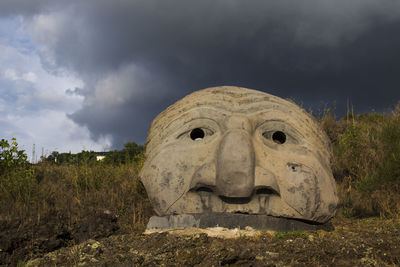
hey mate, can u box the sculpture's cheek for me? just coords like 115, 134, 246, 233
277, 162, 319, 218
140, 144, 216, 215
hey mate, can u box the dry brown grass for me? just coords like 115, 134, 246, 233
0, 160, 153, 232
321, 102, 400, 218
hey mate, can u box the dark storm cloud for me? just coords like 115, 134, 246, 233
2, 0, 400, 147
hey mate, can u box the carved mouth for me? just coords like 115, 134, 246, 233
192, 185, 280, 205
195, 186, 214, 193
219, 196, 252, 204
255, 187, 279, 195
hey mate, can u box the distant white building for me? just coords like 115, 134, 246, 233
96, 155, 106, 161
95, 152, 108, 161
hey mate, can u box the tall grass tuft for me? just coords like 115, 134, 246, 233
322, 102, 400, 218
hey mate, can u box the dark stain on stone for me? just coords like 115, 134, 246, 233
178, 176, 185, 187
287, 162, 301, 172
198, 193, 211, 212
299, 183, 304, 191
151, 197, 161, 211
177, 163, 188, 172
160, 172, 172, 188
328, 203, 336, 213
303, 193, 311, 215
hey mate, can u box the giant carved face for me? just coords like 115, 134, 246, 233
140, 86, 338, 223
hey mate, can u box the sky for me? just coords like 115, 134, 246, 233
1, 0, 400, 161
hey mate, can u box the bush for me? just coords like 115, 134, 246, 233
0, 138, 29, 174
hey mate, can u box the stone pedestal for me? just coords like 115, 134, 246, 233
146, 213, 333, 231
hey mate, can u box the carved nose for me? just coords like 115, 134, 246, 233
216, 130, 255, 198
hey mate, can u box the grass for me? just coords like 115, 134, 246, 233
274, 230, 307, 240
321, 102, 400, 218
0, 158, 153, 233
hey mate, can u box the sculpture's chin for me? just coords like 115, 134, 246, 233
164, 190, 318, 222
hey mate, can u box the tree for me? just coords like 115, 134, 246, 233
104, 142, 145, 165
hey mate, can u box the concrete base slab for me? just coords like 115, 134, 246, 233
146, 213, 333, 231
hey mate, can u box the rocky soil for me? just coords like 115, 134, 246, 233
0, 210, 119, 266
1, 215, 400, 266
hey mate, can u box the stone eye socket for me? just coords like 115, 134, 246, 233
263, 130, 286, 144
190, 128, 205, 141
272, 131, 286, 144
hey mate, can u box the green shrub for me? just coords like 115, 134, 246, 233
0, 138, 38, 205
0, 138, 29, 174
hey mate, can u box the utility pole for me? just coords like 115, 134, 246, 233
32, 144, 36, 164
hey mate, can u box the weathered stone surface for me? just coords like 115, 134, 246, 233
139, 86, 338, 225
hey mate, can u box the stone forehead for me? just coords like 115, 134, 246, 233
156, 86, 296, 116
146, 86, 332, 164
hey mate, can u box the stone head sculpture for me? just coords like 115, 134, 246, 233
140, 86, 338, 226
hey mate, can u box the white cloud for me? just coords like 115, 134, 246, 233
3, 69, 19, 80
3, 68, 37, 82
0, 42, 83, 113
22, 71, 37, 82
0, 16, 110, 161
6, 110, 112, 160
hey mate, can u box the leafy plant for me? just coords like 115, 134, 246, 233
0, 138, 37, 204
0, 138, 29, 175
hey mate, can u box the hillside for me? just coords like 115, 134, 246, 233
1, 105, 400, 266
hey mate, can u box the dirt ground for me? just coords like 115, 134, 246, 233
1, 214, 400, 266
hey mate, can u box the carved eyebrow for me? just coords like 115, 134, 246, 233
162, 107, 227, 132
174, 117, 220, 138
253, 109, 310, 129
255, 118, 306, 140
254, 118, 285, 130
